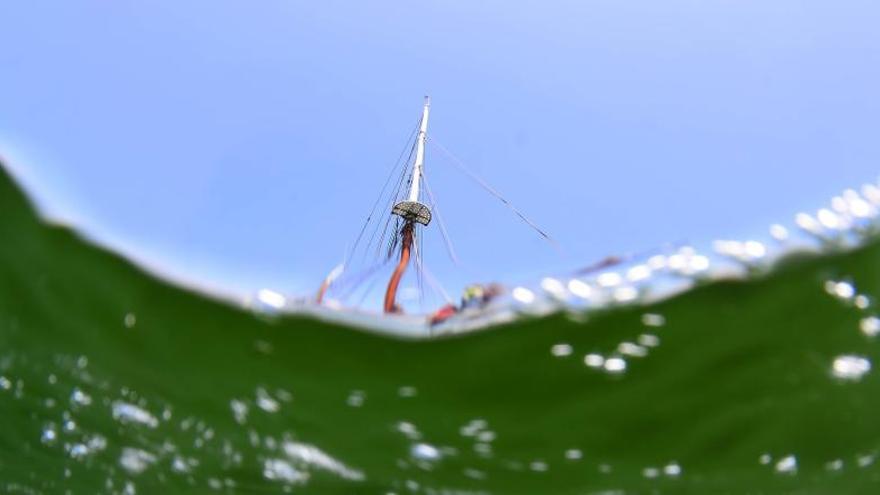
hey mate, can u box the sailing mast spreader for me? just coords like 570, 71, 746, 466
384, 96, 432, 313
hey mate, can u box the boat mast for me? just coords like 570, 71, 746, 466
408, 97, 430, 202
384, 97, 433, 313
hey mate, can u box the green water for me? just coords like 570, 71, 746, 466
2, 164, 880, 494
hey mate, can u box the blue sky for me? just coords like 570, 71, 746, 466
1, 1, 879, 310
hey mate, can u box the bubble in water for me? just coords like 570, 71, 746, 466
857, 454, 875, 467
775, 455, 797, 474
124, 313, 137, 328
346, 390, 366, 408
565, 449, 582, 461
551, 343, 573, 357
70, 388, 92, 407
641, 313, 666, 327
618, 342, 647, 358
230, 399, 248, 424
282, 441, 365, 481
112, 401, 159, 428
529, 460, 548, 472
459, 419, 488, 437
584, 354, 605, 368
263, 458, 308, 484
119, 447, 157, 475
0, 376, 10, 390
477, 430, 496, 443
255, 387, 280, 413
68, 443, 90, 460
463, 468, 486, 480
642, 466, 660, 479
860, 317, 880, 337
664, 462, 682, 477
40, 425, 57, 445
638, 334, 660, 347
396, 421, 421, 440
825, 459, 844, 471
171, 456, 196, 474
825, 280, 855, 300
603, 357, 627, 374
398, 386, 418, 398
411, 443, 441, 462
832, 355, 871, 381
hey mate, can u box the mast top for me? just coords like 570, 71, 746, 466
393, 97, 432, 226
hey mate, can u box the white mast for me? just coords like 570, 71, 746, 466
391, 96, 432, 226
408, 96, 431, 202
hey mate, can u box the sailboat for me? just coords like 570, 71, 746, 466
316, 96, 553, 325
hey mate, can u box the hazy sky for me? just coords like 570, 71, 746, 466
2, 1, 879, 310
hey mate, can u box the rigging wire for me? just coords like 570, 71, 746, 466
421, 170, 460, 265
368, 140, 415, 262
332, 259, 391, 301
420, 262, 454, 304
428, 136, 560, 250
352, 118, 419, 264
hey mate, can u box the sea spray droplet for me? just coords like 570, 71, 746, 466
613, 286, 638, 303
567, 279, 592, 299
512, 287, 535, 304
597, 272, 622, 288
540, 277, 567, 298
770, 224, 789, 241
